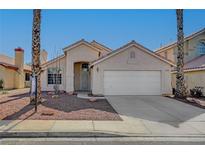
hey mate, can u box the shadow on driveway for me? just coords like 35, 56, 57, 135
106, 95, 205, 127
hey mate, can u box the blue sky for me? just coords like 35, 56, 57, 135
0, 9, 205, 63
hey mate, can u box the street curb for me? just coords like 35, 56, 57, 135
0, 132, 124, 138
1, 131, 205, 138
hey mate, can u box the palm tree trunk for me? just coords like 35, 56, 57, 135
31, 9, 41, 104
175, 9, 187, 98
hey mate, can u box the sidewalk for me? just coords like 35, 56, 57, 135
1, 115, 205, 138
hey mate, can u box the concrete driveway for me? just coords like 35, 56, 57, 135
106, 96, 205, 135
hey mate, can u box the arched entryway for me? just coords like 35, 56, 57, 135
74, 62, 91, 91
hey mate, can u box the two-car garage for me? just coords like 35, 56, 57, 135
104, 71, 161, 95
90, 41, 174, 96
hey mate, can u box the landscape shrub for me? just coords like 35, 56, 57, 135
190, 87, 203, 98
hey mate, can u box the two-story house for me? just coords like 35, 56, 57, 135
155, 28, 205, 95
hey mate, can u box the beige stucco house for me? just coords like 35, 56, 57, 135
0, 48, 32, 89
41, 39, 174, 95
155, 28, 205, 95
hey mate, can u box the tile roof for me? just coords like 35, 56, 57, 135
0, 54, 31, 72
184, 54, 205, 70
0, 54, 15, 65
172, 54, 205, 72
0, 62, 18, 70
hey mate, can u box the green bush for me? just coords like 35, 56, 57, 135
190, 87, 203, 98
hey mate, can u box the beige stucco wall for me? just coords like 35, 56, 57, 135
172, 70, 205, 95
158, 48, 175, 62
157, 32, 205, 63
41, 56, 66, 91
90, 42, 111, 56
65, 44, 101, 92
74, 62, 81, 91
91, 45, 172, 95
0, 66, 16, 89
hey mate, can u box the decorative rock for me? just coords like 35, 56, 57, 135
193, 98, 205, 106
41, 98, 47, 103
52, 95, 59, 99
186, 97, 205, 107
89, 97, 97, 102
68, 91, 73, 95
186, 97, 194, 102
48, 91, 55, 95
60, 90, 65, 94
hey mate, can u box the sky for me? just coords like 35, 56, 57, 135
0, 9, 205, 63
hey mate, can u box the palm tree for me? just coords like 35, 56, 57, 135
175, 9, 187, 98
31, 9, 42, 108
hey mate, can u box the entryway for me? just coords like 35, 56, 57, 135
74, 62, 91, 91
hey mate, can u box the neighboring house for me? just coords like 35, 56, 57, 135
0, 48, 31, 89
172, 55, 205, 95
41, 39, 174, 95
0, 48, 47, 90
155, 28, 205, 95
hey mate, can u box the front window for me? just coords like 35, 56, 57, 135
82, 63, 89, 71
47, 68, 62, 84
197, 41, 205, 55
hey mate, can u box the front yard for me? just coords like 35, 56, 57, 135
0, 90, 122, 121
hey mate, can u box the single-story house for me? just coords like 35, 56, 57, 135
0, 48, 32, 89
0, 48, 48, 90
41, 39, 175, 95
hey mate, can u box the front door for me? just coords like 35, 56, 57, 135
80, 63, 90, 91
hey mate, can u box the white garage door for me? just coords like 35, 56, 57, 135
104, 71, 161, 95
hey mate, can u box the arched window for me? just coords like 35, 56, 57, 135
130, 51, 136, 59
196, 41, 205, 55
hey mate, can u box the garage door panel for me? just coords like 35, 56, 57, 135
104, 71, 161, 95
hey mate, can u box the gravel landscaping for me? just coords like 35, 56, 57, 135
0, 92, 122, 121
166, 96, 205, 109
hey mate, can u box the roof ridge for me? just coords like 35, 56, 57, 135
63, 39, 86, 50
63, 39, 101, 52
91, 40, 112, 51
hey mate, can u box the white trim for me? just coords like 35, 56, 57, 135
172, 67, 205, 73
